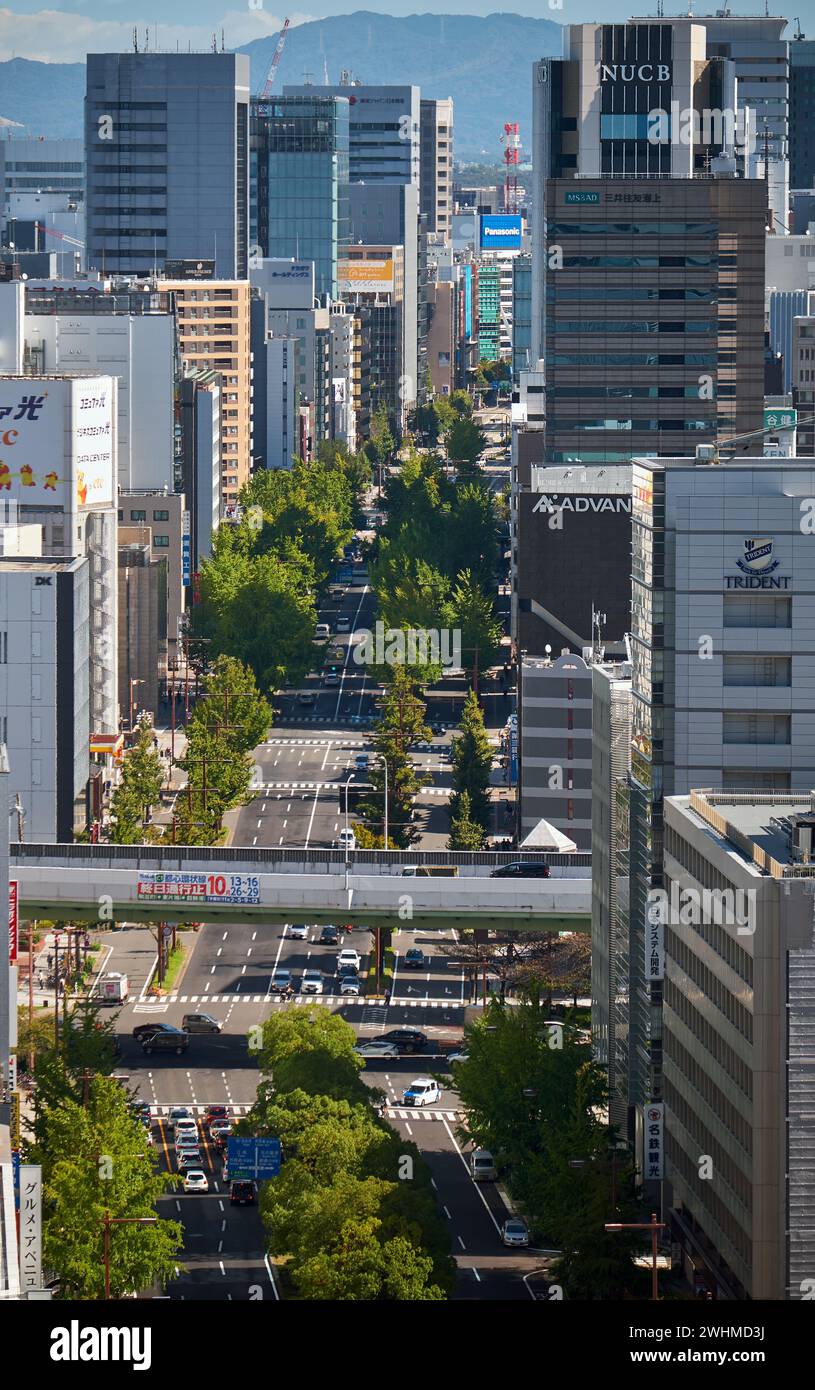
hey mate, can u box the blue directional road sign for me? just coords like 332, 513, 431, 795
227, 1136, 281, 1180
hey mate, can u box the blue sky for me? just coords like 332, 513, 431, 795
0, 3, 808, 65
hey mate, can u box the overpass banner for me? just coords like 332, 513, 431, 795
137, 871, 260, 905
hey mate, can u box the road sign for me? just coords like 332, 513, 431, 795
227, 1136, 281, 1181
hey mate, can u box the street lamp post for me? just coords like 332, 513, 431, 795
604, 1212, 665, 1302
102, 1213, 158, 1299
128, 677, 145, 732
343, 773, 355, 888
378, 755, 389, 850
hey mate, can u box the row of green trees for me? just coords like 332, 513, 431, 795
243, 1007, 455, 1299
371, 450, 503, 684
25, 1009, 181, 1299
455, 999, 642, 1299
192, 454, 362, 694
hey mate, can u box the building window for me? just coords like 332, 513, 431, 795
154, 535, 170, 549
130, 510, 147, 522
153, 509, 170, 521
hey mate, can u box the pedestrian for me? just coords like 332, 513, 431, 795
384, 989, 391, 1007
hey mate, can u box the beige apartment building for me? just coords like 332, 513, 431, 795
420, 97, 453, 239
163, 279, 252, 509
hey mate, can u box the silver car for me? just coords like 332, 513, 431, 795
500, 1218, 530, 1248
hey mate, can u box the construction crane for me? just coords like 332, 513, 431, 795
258, 17, 290, 99
34, 221, 85, 249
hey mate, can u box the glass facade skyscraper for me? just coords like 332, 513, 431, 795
251, 96, 350, 300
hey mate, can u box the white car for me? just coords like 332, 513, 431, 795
301, 969, 324, 995
340, 975, 360, 996
337, 948, 361, 971
173, 1117, 198, 1139
169, 1106, 194, 1125
183, 1170, 209, 1193
402, 1078, 442, 1107
335, 828, 356, 850
353, 1041, 400, 1062
448, 1051, 469, 1066
287, 922, 309, 941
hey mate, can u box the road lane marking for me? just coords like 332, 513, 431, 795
443, 1205, 452, 1220
457, 1236, 466, 1250
265, 1253, 281, 1301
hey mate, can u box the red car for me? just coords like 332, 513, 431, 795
204, 1105, 230, 1124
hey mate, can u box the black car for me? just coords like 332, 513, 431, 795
140, 1031, 189, 1055
374, 1029, 428, 1054
490, 861, 551, 879
230, 1180, 256, 1206
404, 948, 425, 970
132, 1022, 187, 1041
319, 926, 340, 945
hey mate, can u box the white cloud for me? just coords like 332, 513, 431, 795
0, 7, 314, 63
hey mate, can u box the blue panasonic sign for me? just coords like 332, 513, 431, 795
479, 215, 522, 250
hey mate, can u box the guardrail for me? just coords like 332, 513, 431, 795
11, 842, 591, 870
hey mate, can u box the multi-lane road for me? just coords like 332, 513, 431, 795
115, 919, 545, 1300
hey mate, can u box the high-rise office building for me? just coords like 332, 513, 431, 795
532, 21, 767, 367
162, 277, 252, 509
285, 83, 420, 187
663, 788, 815, 1300
542, 175, 766, 464
790, 37, 815, 191
85, 52, 250, 278
420, 98, 453, 238
250, 95, 350, 300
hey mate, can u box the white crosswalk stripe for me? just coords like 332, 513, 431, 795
264, 739, 365, 748
162, 992, 461, 1008
385, 1110, 462, 1121
150, 1104, 253, 1117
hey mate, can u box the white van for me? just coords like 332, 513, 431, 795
470, 1148, 497, 1182
315, 623, 331, 640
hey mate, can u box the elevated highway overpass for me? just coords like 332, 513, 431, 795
11, 844, 592, 933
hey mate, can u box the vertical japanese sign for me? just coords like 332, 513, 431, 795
182, 510, 191, 588
644, 890, 664, 982
9, 879, 18, 962
19, 1164, 42, 1292
644, 1104, 664, 1182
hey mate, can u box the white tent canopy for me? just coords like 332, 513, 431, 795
519, 818, 578, 853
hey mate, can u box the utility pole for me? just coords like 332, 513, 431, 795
605, 1212, 665, 1301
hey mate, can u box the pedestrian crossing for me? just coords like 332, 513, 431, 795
385, 1109, 462, 1122
160, 992, 461, 1009
148, 1104, 253, 1118
263, 738, 365, 748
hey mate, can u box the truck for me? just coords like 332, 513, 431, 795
98, 971, 129, 1005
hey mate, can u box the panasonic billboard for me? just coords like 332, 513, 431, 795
479, 215, 522, 251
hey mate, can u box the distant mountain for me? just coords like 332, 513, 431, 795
0, 12, 561, 159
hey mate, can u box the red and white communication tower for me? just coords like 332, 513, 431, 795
501, 122, 520, 214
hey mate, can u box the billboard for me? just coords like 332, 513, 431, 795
164, 259, 215, 280
479, 214, 522, 250
0, 375, 114, 510
338, 259, 394, 295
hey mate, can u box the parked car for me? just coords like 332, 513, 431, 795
374, 1029, 427, 1054
301, 969, 324, 995
404, 948, 425, 970
470, 1148, 497, 1182
340, 975, 360, 996
402, 1078, 441, 1107
490, 861, 551, 879
318, 925, 340, 946
500, 1218, 530, 1248
230, 1180, 256, 1206
287, 923, 309, 941
183, 1170, 209, 1194
182, 1013, 222, 1034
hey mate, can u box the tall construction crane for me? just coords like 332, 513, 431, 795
259, 17, 290, 99
34, 221, 85, 250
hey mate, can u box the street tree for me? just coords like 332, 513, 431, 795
37, 1076, 181, 1299
447, 415, 486, 473
450, 689, 494, 831
364, 667, 431, 847
441, 569, 503, 685
107, 718, 165, 845
187, 654, 272, 755
448, 789, 486, 851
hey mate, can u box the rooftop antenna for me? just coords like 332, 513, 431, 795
133, 26, 138, 53
212, 33, 218, 54
222, 29, 225, 53
303, 71, 314, 85
794, 18, 804, 40
324, 58, 330, 85
145, 27, 149, 52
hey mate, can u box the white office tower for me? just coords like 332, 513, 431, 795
0, 374, 118, 740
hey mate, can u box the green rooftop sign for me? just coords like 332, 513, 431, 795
764, 408, 797, 432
